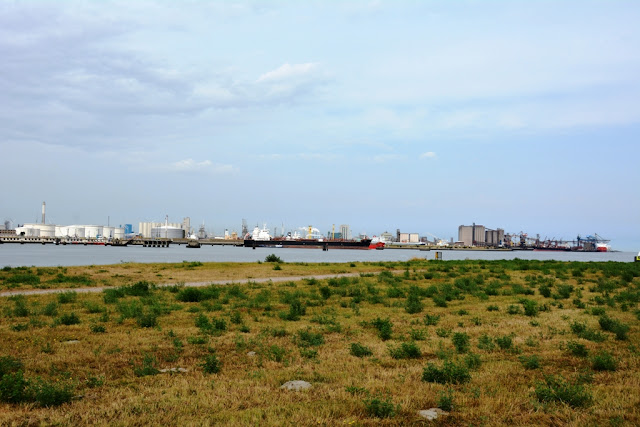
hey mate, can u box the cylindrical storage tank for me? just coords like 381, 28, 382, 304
114, 228, 125, 239
102, 226, 115, 239
151, 226, 184, 239
55, 226, 67, 237
84, 225, 103, 239
38, 224, 55, 237
16, 226, 39, 236
67, 226, 85, 239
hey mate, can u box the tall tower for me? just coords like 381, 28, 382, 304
42, 202, 46, 224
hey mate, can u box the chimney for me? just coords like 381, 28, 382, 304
42, 202, 46, 224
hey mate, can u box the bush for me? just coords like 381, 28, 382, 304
519, 355, 541, 370
350, 342, 373, 358
422, 360, 471, 384
452, 332, 470, 354
201, 353, 222, 374
264, 254, 283, 263
0, 356, 23, 379
30, 378, 75, 407
133, 354, 159, 377
363, 394, 398, 418
566, 341, 589, 357
295, 329, 325, 348
477, 334, 495, 351
0, 370, 31, 403
388, 341, 421, 359
464, 352, 482, 370
496, 335, 513, 350
90, 324, 106, 333
598, 315, 630, 340
520, 299, 538, 317
280, 300, 306, 321
176, 288, 205, 302
592, 351, 617, 371
437, 388, 454, 411
405, 291, 423, 314
535, 375, 592, 408
58, 312, 81, 325
371, 317, 393, 341
136, 313, 158, 328
57, 291, 77, 304
486, 305, 499, 312
424, 314, 441, 326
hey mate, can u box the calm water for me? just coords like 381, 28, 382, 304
0, 244, 636, 267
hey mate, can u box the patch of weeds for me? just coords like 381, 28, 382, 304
388, 341, 421, 359
264, 254, 283, 263
266, 345, 288, 363
345, 385, 368, 395
507, 305, 523, 315
90, 324, 106, 333
486, 305, 499, 312
496, 335, 513, 350
534, 375, 592, 408
404, 289, 424, 314
408, 328, 427, 341
566, 340, 589, 357
363, 393, 398, 418
520, 299, 538, 316
422, 360, 471, 384
424, 313, 441, 326
598, 315, 630, 341
201, 352, 222, 374
57, 291, 78, 304
187, 336, 208, 345
299, 348, 318, 359
519, 355, 541, 370
371, 317, 393, 341
477, 334, 495, 351
133, 354, 159, 377
136, 313, 158, 328
350, 342, 373, 358
86, 375, 105, 388
295, 329, 325, 348
435, 327, 451, 338
57, 312, 81, 326
591, 351, 617, 371
452, 332, 470, 353
437, 388, 455, 411
279, 299, 306, 321
464, 352, 482, 370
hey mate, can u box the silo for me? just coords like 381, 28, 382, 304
67, 225, 85, 238
114, 228, 125, 239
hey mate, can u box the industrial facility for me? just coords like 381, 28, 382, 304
458, 223, 505, 247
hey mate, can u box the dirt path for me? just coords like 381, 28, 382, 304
0, 272, 366, 298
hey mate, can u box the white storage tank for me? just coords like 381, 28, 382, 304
102, 226, 115, 239
38, 224, 56, 238
67, 226, 85, 239
55, 226, 68, 237
84, 225, 103, 239
151, 226, 184, 239
16, 225, 39, 237
114, 228, 125, 239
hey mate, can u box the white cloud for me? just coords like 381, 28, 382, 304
168, 159, 233, 174
420, 152, 436, 159
257, 63, 318, 83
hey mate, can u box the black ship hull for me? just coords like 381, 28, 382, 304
244, 239, 373, 250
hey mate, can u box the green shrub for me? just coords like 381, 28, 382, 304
519, 355, 541, 370
133, 354, 159, 377
437, 388, 454, 411
9, 296, 30, 317
409, 328, 427, 341
41, 302, 58, 317
452, 332, 470, 354
123, 281, 153, 297
264, 254, 283, 263
350, 342, 373, 358
266, 345, 288, 363
295, 329, 325, 348
176, 288, 206, 302
477, 334, 495, 351
424, 314, 441, 326
520, 299, 538, 316
388, 342, 421, 359
534, 375, 592, 408
280, 300, 306, 321
566, 341, 589, 357
591, 351, 617, 371
0, 356, 23, 379
90, 324, 106, 333
58, 312, 81, 325
422, 360, 471, 384
136, 313, 158, 328
507, 305, 523, 315
598, 315, 630, 341
57, 291, 78, 304
30, 378, 75, 407
486, 305, 499, 312
201, 353, 222, 374
496, 335, 513, 350
464, 352, 482, 370
371, 317, 393, 341
0, 370, 31, 403
363, 393, 398, 418
405, 291, 423, 314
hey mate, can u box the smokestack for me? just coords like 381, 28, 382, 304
42, 202, 46, 224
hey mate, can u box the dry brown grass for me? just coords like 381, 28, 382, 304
1, 259, 639, 425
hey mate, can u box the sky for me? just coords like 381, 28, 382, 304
1, 0, 639, 250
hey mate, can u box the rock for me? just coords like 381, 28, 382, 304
280, 380, 312, 391
159, 368, 188, 373
247, 351, 256, 357
62, 340, 80, 344
418, 408, 449, 421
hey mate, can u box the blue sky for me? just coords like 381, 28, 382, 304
1, 1, 639, 250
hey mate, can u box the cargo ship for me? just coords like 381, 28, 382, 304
243, 225, 380, 250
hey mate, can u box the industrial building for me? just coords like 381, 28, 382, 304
138, 217, 191, 239
458, 223, 504, 247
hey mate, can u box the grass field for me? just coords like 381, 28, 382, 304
1, 258, 639, 425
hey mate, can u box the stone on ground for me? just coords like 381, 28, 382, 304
418, 408, 449, 421
280, 380, 312, 391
